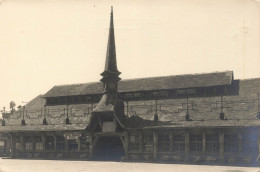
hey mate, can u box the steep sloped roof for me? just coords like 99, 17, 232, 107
44, 71, 233, 97
1, 74, 260, 132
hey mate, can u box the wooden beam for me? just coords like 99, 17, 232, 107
120, 136, 125, 146
78, 136, 81, 152
124, 133, 129, 160
10, 134, 15, 158
42, 134, 46, 158
185, 129, 189, 162
238, 133, 242, 153
153, 130, 158, 160
32, 135, 36, 151
169, 130, 173, 152
139, 131, 142, 153
20, 135, 24, 152
202, 131, 206, 153
89, 133, 93, 159
54, 135, 57, 151
65, 136, 69, 157
219, 129, 224, 163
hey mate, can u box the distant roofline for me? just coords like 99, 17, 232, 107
51, 70, 234, 88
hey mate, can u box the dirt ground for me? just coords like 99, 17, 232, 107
0, 158, 259, 172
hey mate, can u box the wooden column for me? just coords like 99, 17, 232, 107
185, 129, 189, 161
54, 135, 57, 152
139, 131, 143, 153
153, 130, 158, 160
42, 134, 46, 158
78, 136, 81, 152
20, 135, 24, 158
10, 134, 15, 158
219, 130, 224, 163
32, 135, 36, 151
202, 131, 206, 153
89, 134, 93, 159
169, 130, 173, 152
238, 133, 242, 153
124, 133, 129, 160
65, 137, 69, 158
20, 135, 24, 152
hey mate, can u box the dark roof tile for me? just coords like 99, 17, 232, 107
43, 71, 233, 97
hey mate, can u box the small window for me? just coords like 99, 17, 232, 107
190, 134, 202, 153
129, 134, 140, 152
46, 136, 55, 150
68, 139, 78, 151
206, 134, 219, 153
57, 136, 65, 151
158, 133, 170, 152
143, 134, 153, 152
35, 136, 43, 151
15, 137, 22, 150
224, 134, 238, 153
172, 134, 185, 153
24, 136, 33, 151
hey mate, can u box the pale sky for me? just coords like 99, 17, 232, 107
0, 0, 260, 114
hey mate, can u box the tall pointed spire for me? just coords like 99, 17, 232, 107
101, 6, 121, 78
94, 6, 121, 112
90, 7, 125, 132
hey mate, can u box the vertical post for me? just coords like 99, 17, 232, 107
238, 133, 242, 153
185, 129, 189, 162
42, 134, 45, 151
220, 96, 225, 120
42, 134, 46, 158
20, 135, 24, 152
126, 101, 129, 116
221, 96, 223, 113
20, 135, 24, 158
66, 105, 69, 124
169, 130, 173, 152
65, 136, 69, 158
124, 133, 129, 160
54, 135, 57, 152
139, 131, 143, 153
186, 98, 190, 121
153, 130, 158, 160
219, 130, 224, 163
10, 134, 15, 158
89, 133, 93, 159
202, 131, 206, 154
32, 135, 36, 151
67, 105, 69, 118
155, 99, 157, 114
78, 135, 81, 152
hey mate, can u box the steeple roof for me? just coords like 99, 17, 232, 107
101, 6, 121, 76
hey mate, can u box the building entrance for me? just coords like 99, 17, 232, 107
93, 136, 124, 161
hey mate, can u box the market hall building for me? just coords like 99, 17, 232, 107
0, 8, 260, 166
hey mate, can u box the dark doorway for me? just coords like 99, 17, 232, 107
93, 136, 124, 161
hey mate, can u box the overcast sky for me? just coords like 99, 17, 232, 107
0, 0, 260, 114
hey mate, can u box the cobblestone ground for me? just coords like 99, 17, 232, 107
0, 158, 259, 172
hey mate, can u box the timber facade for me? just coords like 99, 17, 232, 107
0, 7, 260, 166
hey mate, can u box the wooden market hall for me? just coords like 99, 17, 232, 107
0, 7, 260, 166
